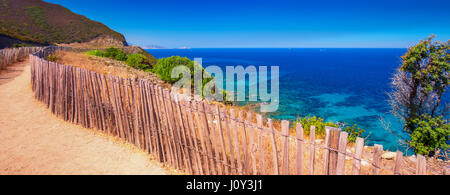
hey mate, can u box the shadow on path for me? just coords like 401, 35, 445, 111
0, 59, 28, 86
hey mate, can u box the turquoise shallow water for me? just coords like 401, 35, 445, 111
148, 48, 434, 153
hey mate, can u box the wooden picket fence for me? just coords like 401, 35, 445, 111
0, 47, 42, 69
29, 46, 448, 175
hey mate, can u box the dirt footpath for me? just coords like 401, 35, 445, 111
0, 59, 169, 175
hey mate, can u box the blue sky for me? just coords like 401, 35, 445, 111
44, 0, 450, 48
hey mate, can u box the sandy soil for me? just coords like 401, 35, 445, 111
0, 59, 169, 175
53, 51, 168, 87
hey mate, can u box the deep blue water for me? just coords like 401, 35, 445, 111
148, 48, 411, 152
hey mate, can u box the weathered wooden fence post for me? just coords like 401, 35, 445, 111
247, 111, 258, 175
215, 105, 229, 175
394, 151, 403, 175
207, 103, 222, 175
296, 123, 304, 175
372, 144, 383, 175
281, 120, 290, 175
268, 119, 279, 175
328, 128, 341, 175
336, 131, 348, 175
416, 155, 426, 175
323, 126, 331, 175
352, 137, 364, 175
230, 109, 242, 175
223, 108, 236, 175
239, 111, 250, 175
309, 126, 316, 175
256, 114, 266, 175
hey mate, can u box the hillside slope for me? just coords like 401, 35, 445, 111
0, 0, 127, 47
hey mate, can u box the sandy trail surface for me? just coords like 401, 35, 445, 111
0, 59, 169, 175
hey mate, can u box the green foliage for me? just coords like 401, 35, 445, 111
152, 56, 195, 83
104, 47, 127, 61
295, 116, 338, 138
400, 35, 449, 125
344, 124, 365, 143
46, 54, 58, 62
114, 51, 128, 61
295, 116, 365, 143
12, 43, 32, 48
409, 115, 449, 156
85, 49, 104, 57
152, 56, 223, 99
401, 36, 449, 95
126, 53, 150, 70
221, 90, 233, 105
138, 50, 157, 66
86, 47, 128, 61
393, 35, 450, 156
85, 48, 151, 71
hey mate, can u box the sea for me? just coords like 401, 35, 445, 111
148, 48, 413, 152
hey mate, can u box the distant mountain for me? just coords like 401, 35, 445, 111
141, 45, 168, 49
0, 0, 127, 48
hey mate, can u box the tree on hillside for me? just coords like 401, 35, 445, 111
388, 35, 449, 157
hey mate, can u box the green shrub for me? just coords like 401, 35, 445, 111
152, 56, 223, 99
85, 48, 127, 61
85, 48, 147, 70
344, 124, 365, 143
46, 54, 58, 62
12, 43, 32, 48
85, 49, 104, 57
409, 115, 449, 156
295, 116, 365, 143
126, 53, 150, 70
114, 51, 128, 61
295, 116, 338, 138
152, 56, 195, 84
104, 47, 127, 61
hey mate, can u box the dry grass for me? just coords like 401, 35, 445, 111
55, 36, 125, 49
52, 50, 169, 88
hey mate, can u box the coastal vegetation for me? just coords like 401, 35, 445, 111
152, 56, 198, 84
104, 47, 128, 61
389, 35, 449, 157
152, 56, 214, 88
144, 56, 232, 103
126, 54, 151, 70
86, 48, 221, 97
12, 43, 33, 48
86, 47, 152, 71
85, 49, 104, 57
46, 53, 58, 62
295, 116, 365, 143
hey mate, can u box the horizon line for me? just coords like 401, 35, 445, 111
142, 47, 408, 49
